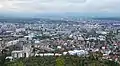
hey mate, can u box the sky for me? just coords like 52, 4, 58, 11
0, 0, 120, 17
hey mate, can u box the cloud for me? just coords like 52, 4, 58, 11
0, 0, 120, 13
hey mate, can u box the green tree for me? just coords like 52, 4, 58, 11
56, 57, 65, 66
6, 61, 24, 66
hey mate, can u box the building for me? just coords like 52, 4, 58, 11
11, 50, 29, 58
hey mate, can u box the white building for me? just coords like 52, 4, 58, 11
16, 28, 25, 32
11, 45, 31, 59
11, 50, 29, 58
6, 40, 19, 47
68, 50, 88, 56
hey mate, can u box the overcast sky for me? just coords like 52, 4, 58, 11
0, 0, 120, 13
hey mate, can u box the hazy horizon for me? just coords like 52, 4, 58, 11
0, 0, 120, 17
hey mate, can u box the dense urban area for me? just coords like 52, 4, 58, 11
0, 17, 120, 66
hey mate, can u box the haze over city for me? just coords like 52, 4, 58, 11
0, 0, 120, 17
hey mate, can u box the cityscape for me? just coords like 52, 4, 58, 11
0, 0, 120, 66
0, 17, 120, 66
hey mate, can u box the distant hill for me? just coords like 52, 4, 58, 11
93, 17, 120, 21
